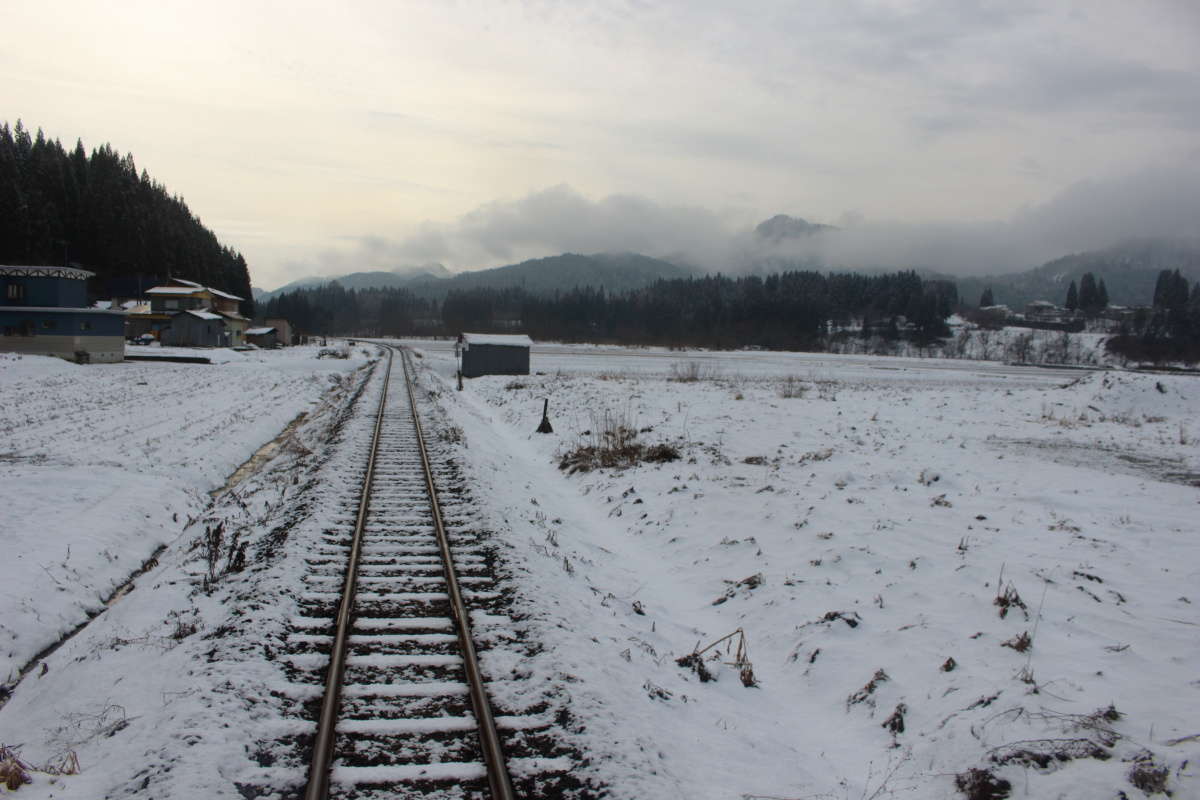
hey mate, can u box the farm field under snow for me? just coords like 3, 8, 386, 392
0, 345, 368, 686
406, 339, 1200, 799
0, 339, 1196, 799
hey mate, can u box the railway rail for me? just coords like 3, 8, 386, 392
251, 345, 586, 800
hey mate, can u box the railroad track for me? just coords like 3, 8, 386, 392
246, 346, 590, 800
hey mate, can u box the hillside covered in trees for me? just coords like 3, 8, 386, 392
262, 269, 957, 349
957, 238, 1200, 310
0, 121, 252, 312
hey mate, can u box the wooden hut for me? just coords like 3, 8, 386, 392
459, 333, 532, 378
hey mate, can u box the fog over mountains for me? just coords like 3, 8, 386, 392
258, 161, 1200, 308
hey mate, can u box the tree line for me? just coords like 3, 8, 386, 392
1105, 269, 1200, 361
0, 121, 253, 314
260, 282, 439, 336
262, 270, 959, 349
978, 271, 1112, 316
1063, 273, 1109, 315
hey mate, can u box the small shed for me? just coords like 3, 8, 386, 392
163, 309, 228, 347
460, 333, 532, 378
245, 326, 279, 348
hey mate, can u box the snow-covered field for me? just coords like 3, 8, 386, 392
1, 339, 1197, 799
0, 345, 368, 685
410, 340, 1200, 799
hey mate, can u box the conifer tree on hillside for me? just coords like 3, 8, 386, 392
1079, 272, 1101, 315
0, 120, 253, 313
1153, 269, 1190, 311
1098, 279, 1109, 310
1065, 280, 1078, 311
979, 288, 994, 307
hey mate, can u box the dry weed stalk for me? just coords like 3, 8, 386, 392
559, 407, 680, 473
0, 745, 31, 790
669, 360, 718, 383
676, 628, 758, 687
993, 565, 1029, 620
1000, 631, 1032, 653
1127, 750, 1170, 795
846, 669, 889, 710
777, 376, 808, 398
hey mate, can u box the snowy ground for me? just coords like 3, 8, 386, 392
0, 344, 382, 798
1, 340, 1196, 799
0, 345, 369, 686
408, 340, 1200, 799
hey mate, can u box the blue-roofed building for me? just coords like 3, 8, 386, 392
1, 265, 126, 363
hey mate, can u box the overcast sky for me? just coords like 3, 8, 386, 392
5, 0, 1199, 288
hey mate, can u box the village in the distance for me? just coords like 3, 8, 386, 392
3, 4, 1200, 797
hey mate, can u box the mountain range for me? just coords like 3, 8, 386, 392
254, 252, 688, 302
252, 216, 1200, 310
955, 238, 1200, 309
253, 263, 451, 302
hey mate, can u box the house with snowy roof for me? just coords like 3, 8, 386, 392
163, 308, 229, 347
245, 326, 280, 348
130, 278, 249, 346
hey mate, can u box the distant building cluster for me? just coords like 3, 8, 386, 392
975, 299, 1139, 332
122, 278, 249, 347
1, 267, 298, 363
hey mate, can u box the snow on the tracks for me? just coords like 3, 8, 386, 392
330, 761, 487, 782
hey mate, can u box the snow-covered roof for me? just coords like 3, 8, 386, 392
0, 306, 125, 315
147, 286, 206, 296
0, 265, 94, 280
147, 283, 243, 300
185, 310, 222, 321
462, 333, 533, 347
245, 327, 275, 335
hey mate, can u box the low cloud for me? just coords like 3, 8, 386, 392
740, 161, 1200, 276
285, 185, 738, 278
284, 162, 1200, 283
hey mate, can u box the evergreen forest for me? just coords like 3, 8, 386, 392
0, 121, 253, 313
262, 270, 959, 350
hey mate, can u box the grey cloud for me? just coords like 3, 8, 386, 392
759, 161, 1200, 275
610, 120, 855, 175
282, 186, 735, 277
956, 51, 1200, 128
1016, 162, 1200, 253
829, 0, 1041, 72
282, 161, 1199, 284
450, 185, 732, 262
